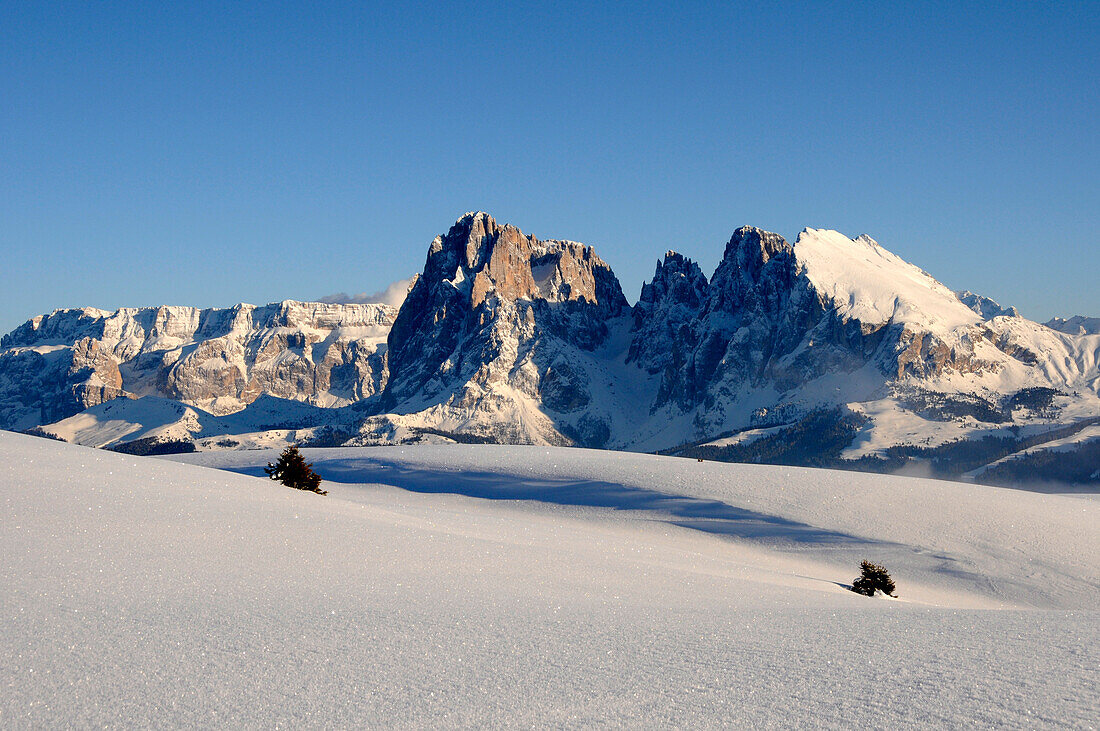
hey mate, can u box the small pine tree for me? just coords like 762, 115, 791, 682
265, 446, 326, 495
850, 560, 896, 597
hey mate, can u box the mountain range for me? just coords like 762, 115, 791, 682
4, 212, 1098, 485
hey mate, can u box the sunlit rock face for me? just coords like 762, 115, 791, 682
0, 301, 396, 429
374, 212, 630, 446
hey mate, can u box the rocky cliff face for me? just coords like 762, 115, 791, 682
957, 291, 1020, 320
0, 337, 127, 428
0, 301, 395, 430
374, 212, 631, 445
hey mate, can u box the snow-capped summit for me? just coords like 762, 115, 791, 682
792, 228, 981, 331
629, 225, 1023, 433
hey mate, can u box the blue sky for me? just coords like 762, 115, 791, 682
1, 1, 1097, 333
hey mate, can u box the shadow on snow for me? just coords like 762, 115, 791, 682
233, 456, 880, 548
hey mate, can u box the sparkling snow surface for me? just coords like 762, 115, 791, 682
2, 433, 1097, 728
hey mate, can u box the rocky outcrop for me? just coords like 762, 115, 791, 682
957, 291, 1020, 320
62, 338, 127, 419
0, 337, 127, 428
691, 227, 802, 395
1045, 316, 1100, 336
379, 213, 630, 446
627, 252, 709, 408
0, 301, 395, 430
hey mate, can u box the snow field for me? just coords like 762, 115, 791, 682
1, 432, 1097, 727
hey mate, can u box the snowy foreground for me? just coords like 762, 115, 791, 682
2, 433, 1097, 727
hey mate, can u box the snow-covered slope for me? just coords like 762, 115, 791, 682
182, 443, 1100, 610
2, 432, 1097, 726
37, 394, 343, 451
794, 228, 981, 331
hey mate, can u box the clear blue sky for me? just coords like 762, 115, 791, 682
2, 1, 1097, 334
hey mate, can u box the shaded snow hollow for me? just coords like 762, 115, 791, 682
2, 433, 1097, 727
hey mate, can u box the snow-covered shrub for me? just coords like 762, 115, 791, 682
265, 446, 326, 495
850, 560, 895, 597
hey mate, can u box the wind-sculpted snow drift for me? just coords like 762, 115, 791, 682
3, 212, 1098, 484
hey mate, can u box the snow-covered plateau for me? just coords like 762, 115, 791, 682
2, 431, 1097, 727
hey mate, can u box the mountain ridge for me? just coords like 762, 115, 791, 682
4, 212, 1098, 486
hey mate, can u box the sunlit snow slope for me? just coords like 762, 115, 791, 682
2, 433, 1097, 727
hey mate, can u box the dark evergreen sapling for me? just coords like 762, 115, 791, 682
265, 446, 326, 495
850, 560, 896, 597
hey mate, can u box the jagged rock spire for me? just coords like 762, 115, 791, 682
628, 251, 708, 378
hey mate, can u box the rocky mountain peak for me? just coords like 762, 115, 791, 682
707, 227, 796, 315
7, 212, 1098, 473
382, 213, 631, 412
630, 225, 1029, 422
421, 211, 627, 312
425, 211, 493, 280
641, 252, 707, 301
720, 226, 792, 273
957, 291, 1020, 320
627, 252, 709, 397
1044, 315, 1100, 336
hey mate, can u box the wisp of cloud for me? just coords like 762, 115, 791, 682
316, 277, 416, 308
